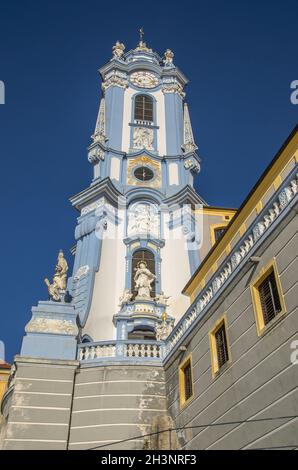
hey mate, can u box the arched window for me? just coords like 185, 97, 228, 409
127, 326, 156, 341
131, 249, 156, 299
134, 95, 153, 122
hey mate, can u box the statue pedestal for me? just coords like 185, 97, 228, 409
21, 301, 78, 360
114, 299, 174, 341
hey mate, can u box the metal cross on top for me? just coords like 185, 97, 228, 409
139, 27, 144, 43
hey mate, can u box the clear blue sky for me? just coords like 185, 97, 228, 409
0, 0, 297, 362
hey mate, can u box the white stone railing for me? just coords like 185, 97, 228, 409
77, 169, 297, 365
78, 343, 116, 361
126, 343, 161, 358
165, 169, 298, 357
78, 340, 163, 362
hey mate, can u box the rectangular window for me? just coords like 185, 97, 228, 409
209, 315, 231, 376
251, 259, 286, 335
179, 355, 194, 407
258, 271, 282, 324
210, 224, 228, 246
214, 227, 226, 242
215, 323, 229, 368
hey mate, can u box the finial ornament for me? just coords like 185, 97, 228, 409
155, 313, 174, 341
182, 102, 198, 154
112, 40, 125, 59
44, 250, 68, 302
135, 26, 152, 52
164, 49, 174, 66
139, 27, 144, 43
92, 97, 106, 144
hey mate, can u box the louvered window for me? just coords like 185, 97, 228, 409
134, 95, 153, 122
215, 323, 229, 368
258, 271, 281, 325
183, 362, 193, 402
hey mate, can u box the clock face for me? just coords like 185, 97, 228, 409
130, 71, 159, 89
134, 166, 154, 182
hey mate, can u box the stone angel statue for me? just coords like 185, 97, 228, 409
112, 41, 125, 59
155, 291, 171, 306
44, 250, 68, 302
119, 289, 133, 306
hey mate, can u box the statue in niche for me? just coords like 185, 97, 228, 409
134, 261, 156, 299
133, 127, 154, 150
44, 250, 68, 302
112, 41, 125, 58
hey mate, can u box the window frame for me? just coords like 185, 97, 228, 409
179, 354, 194, 409
134, 94, 154, 123
250, 258, 286, 336
210, 223, 229, 246
209, 314, 231, 377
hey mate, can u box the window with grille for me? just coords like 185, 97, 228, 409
180, 357, 193, 406
131, 249, 156, 299
215, 323, 229, 368
258, 270, 282, 325
214, 226, 226, 242
134, 95, 153, 122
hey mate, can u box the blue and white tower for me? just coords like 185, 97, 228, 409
20, 36, 210, 361
5, 37, 237, 450
68, 37, 204, 345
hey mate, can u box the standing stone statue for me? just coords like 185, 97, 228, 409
44, 250, 68, 301
112, 41, 125, 59
134, 261, 156, 299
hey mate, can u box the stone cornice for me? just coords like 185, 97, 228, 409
165, 168, 298, 361
163, 184, 208, 208
69, 177, 124, 212
184, 126, 298, 297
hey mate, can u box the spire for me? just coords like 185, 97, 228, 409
182, 102, 198, 153
139, 27, 144, 43
92, 97, 106, 144
135, 26, 152, 52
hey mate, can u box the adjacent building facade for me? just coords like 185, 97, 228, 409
0, 38, 297, 450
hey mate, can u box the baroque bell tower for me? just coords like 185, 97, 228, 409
3, 35, 238, 451
18, 34, 211, 360
67, 34, 205, 346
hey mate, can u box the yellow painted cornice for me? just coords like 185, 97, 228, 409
184, 126, 298, 298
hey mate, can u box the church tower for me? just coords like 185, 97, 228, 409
68, 35, 205, 346
1, 36, 236, 450
3, 34, 297, 452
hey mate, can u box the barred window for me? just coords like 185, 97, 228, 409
134, 95, 153, 122
179, 356, 193, 406
183, 362, 193, 402
258, 270, 282, 325
215, 323, 229, 368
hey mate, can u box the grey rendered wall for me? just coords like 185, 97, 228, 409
68, 364, 167, 450
165, 211, 298, 450
2, 358, 78, 450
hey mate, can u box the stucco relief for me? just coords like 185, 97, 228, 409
74, 265, 90, 280
127, 203, 160, 238
133, 127, 154, 150
25, 318, 77, 335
